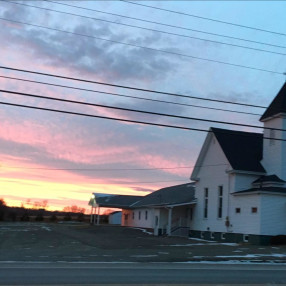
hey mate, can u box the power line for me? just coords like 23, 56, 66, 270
0, 17, 283, 76
0, 75, 261, 116
108, 179, 189, 185
8, 1, 285, 56
1, 100, 286, 142
0, 89, 277, 131
47, 0, 286, 49
0, 66, 270, 108
121, 0, 286, 37
2, 163, 228, 171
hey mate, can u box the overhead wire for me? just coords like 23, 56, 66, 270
0, 66, 271, 108
1, 100, 286, 142
47, 0, 286, 49
7, 1, 285, 56
0, 17, 283, 75
3, 163, 228, 171
0, 75, 261, 116
121, 0, 286, 37
103, 179, 189, 184
0, 89, 279, 132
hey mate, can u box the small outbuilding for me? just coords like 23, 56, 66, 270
108, 211, 122, 225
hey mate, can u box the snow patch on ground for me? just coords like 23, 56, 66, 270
1, 260, 285, 265
178, 260, 286, 265
188, 237, 213, 242
130, 255, 158, 258
163, 242, 238, 247
0, 228, 29, 232
131, 228, 153, 235
220, 243, 239, 246
196, 254, 286, 258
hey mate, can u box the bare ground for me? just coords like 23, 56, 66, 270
0, 222, 285, 263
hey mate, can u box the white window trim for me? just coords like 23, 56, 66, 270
243, 234, 249, 242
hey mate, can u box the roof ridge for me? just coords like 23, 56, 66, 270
211, 127, 261, 136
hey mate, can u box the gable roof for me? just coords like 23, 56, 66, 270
260, 82, 286, 121
96, 195, 142, 208
252, 175, 285, 184
131, 183, 195, 208
212, 128, 265, 173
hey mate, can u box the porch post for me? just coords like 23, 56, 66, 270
97, 206, 100, 225
90, 206, 93, 224
93, 206, 98, 225
167, 207, 173, 236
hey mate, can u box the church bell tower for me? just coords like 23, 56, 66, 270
260, 82, 286, 180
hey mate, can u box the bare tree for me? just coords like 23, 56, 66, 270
41, 200, 48, 209
0, 198, 6, 207
63, 205, 85, 214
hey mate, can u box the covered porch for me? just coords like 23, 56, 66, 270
153, 201, 197, 236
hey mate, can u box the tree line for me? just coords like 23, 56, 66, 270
0, 198, 87, 222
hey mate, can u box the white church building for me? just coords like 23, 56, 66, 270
190, 82, 286, 244
93, 83, 286, 244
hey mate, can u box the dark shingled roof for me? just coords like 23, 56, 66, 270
96, 195, 142, 208
234, 187, 286, 195
132, 183, 195, 208
260, 82, 286, 121
252, 175, 285, 184
212, 128, 265, 173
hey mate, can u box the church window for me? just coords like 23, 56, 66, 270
204, 188, 208, 219
217, 186, 223, 218
269, 129, 275, 146
251, 207, 258, 213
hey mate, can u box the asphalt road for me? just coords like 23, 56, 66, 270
0, 262, 286, 285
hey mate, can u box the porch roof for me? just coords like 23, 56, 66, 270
95, 195, 142, 208
131, 183, 196, 208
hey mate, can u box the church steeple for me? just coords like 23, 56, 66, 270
260, 82, 286, 122
261, 82, 286, 180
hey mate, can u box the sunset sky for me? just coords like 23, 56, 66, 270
0, 1, 285, 212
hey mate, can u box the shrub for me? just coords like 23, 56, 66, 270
35, 213, 44, 221
63, 213, 71, 221
49, 214, 58, 222
77, 213, 84, 222
0, 210, 5, 221
20, 212, 30, 221
8, 211, 17, 222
